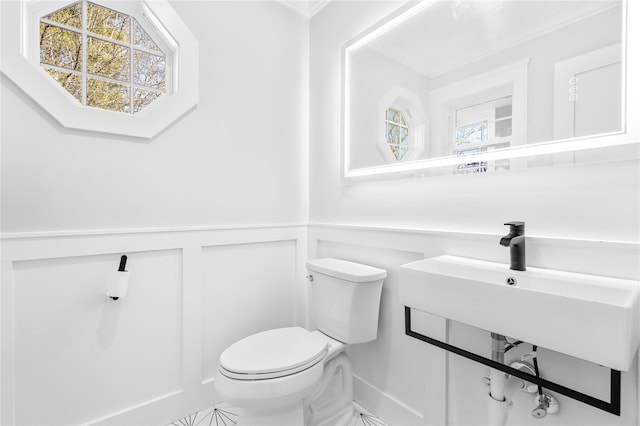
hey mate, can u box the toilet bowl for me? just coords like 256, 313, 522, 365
215, 327, 348, 425
215, 327, 331, 410
214, 258, 387, 426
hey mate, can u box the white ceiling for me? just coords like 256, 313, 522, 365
366, 0, 621, 78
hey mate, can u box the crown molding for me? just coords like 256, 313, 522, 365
278, 0, 330, 19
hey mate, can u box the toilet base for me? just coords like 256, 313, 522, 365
312, 404, 357, 426
305, 352, 355, 426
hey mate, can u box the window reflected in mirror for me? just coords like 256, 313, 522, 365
344, 0, 627, 178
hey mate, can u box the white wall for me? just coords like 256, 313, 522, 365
0, 0, 309, 234
309, 0, 640, 242
428, 5, 622, 146
348, 47, 429, 169
310, 1, 640, 426
1, 1, 310, 425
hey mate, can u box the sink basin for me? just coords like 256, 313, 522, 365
399, 255, 640, 371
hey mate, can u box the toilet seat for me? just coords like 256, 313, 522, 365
219, 327, 328, 380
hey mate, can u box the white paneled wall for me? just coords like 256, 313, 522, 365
314, 240, 443, 425
0, 225, 307, 426
13, 250, 183, 425
308, 224, 640, 426
2, 223, 639, 426
202, 241, 298, 383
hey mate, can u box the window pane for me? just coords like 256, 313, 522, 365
495, 118, 512, 137
44, 68, 82, 103
87, 78, 130, 113
87, 37, 130, 81
495, 104, 512, 119
39, 2, 169, 116
386, 108, 407, 126
386, 108, 394, 122
456, 147, 487, 174
134, 51, 165, 89
385, 124, 409, 160
40, 24, 82, 71
42, 2, 82, 29
392, 109, 401, 124
133, 19, 161, 53
456, 121, 487, 145
386, 123, 398, 145
133, 88, 162, 113
400, 127, 409, 148
390, 145, 400, 160
398, 110, 407, 126
87, 2, 130, 42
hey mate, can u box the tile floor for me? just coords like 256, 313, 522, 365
169, 402, 238, 426
168, 401, 388, 426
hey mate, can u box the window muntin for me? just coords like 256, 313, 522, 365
456, 121, 487, 145
39, 1, 167, 114
454, 96, 513, 174
385, 107, 410, 160
3, 0, 198, 138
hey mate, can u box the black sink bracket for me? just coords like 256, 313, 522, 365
404, 306, 621, 416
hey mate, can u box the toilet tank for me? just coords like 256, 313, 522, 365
306, 258, 387, 344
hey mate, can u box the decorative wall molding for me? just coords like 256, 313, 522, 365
1, 224, 308, 426
309, 222, 640, 279
277, 0, 330, 19
309, 222, 640, 249
2, 222, 638, 425
0, 223, 308, 240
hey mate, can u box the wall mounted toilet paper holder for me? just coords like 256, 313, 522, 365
108, 255, 128, 301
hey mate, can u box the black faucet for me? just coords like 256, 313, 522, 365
500, 221, 526, 271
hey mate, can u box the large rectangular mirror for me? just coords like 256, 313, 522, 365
343, 0, 636, 179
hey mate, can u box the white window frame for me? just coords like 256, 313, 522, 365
453, 94, 513, 174
1, 0, 198, 139
36, 0, 171, 113
425, 58, 529, 165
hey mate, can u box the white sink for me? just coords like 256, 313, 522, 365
399, 255, 640, 371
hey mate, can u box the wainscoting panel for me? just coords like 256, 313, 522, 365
316, 240, 436, 422
12, 250, 183, 426
3, 224, 638, 425
311, 237, 446, 426
1, 225, 307, 426
201, 240, 298, 383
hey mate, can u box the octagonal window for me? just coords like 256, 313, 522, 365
385, 107, 409, 160
39, 1, 167, 114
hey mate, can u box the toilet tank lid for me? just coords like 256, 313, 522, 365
306, 258, 387, 282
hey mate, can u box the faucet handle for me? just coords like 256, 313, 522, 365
504, 221, 525, 233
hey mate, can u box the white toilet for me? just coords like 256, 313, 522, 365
214, 258, 387, 426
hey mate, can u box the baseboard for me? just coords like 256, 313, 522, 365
353, 374, 424, 426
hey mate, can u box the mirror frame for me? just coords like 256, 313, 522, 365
341, 0, 639, 181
